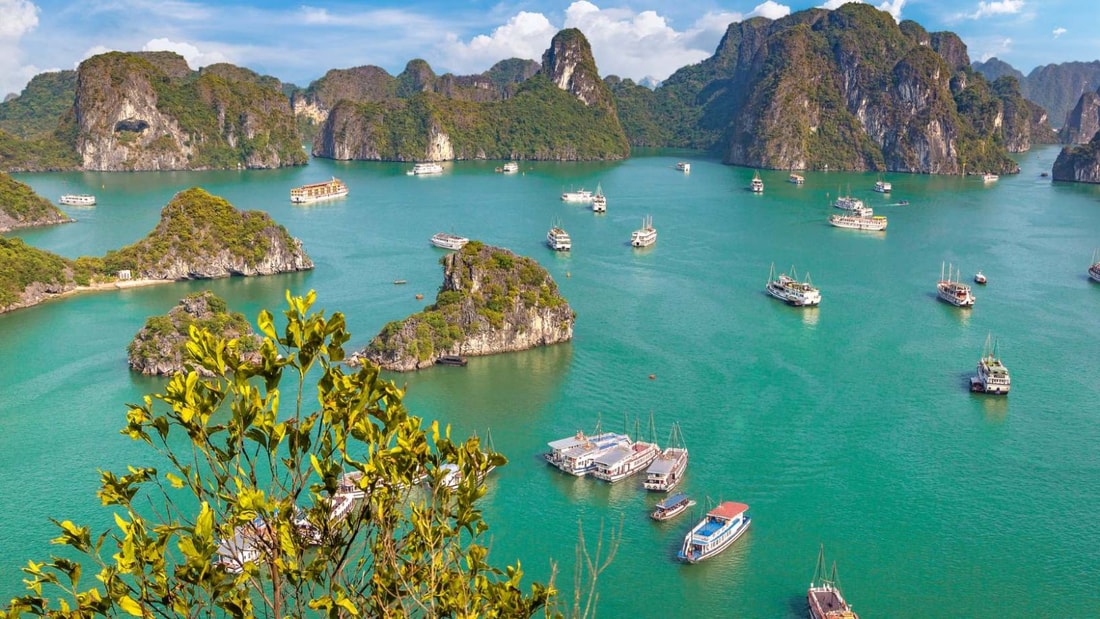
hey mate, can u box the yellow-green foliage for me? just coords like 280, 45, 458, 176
0, 236, 71, 307
127, 291, 258, 362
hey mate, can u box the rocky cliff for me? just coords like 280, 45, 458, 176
0, 236, 79, 312
127, 291, 260, 375
1059, 88, 1100, 145
0, 172, 73, 232
312, 29, 627, 162
993, 76, 1058, 152
1052, 132, 1100, 183
73, 52, 305, 171
974, 58, 1100, 130
356, 242, 574, 371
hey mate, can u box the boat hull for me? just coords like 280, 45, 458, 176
678, 516, 750, 563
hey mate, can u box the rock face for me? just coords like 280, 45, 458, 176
1052, 132, 1100, 183
993, 76, 1058, 152
1059, 89, 1100, 145
541, 29, 616, 112
104, 187, 313, 280
0, 236, 78, 313
0, 172, 73, 232
73, 52, 306, 171
127, 291, 260, 375
358, 242, 574, 371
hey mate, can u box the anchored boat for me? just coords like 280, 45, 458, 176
643, 422, 688, 492
430, 232, 469, 251
677, 501, 751, 563
631, 215, 657, 248
937, 262, 975, 307
651, 492, 696, 521
808, 545, 860, 619
971, 334, 1010, 395
766, 263, 822, 307
290, 177, 348, 204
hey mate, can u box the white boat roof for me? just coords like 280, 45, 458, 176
593, 445, 632, 467
548, 435, 586, 450
645, 457, 678, 475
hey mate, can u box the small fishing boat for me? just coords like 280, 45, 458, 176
436, 355, 468, 367
974, 271, 987, 285
808, 545, 860, 619
970, 334, 1010, 395
937, 262, 975, 307
677, 501, 751, 563
651, 492, 696, 521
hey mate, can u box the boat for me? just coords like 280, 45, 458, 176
896, 200, 909, 206
833, 193, 866, 212
937, 262, 976, 307
430, 232, 469, 250
495, 161, 519, 173
643, 422, 689, 492
591, 435, 660, 483
215, 518, 268, 573
436, 355, 468, 367
1089, 250, 1100, 282
677, 501, 751, 563
631, 215, 657, 248
547, 223, 572, 251
971, 334, 1010, 395
592, 183, 607, 213
808, 545, 860, 619
407, 162, 444, 176
974, 271, 987, 285
873, 178, 892, 193
750, 171, 764, 193
544, 430, 633, 476
290, 177, 348, 204
982, 173, 999, 182
766, 263, 822, 306
59, 194, 96, 206
651, 492, 696, 521
561, 188, 594, 202
827, 213, 888, 231
789, 173, 805, 185
676, 162, 691, 173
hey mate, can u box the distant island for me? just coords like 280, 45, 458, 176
0, 172, 73, 231
0, 187, 312, 314
353, 242, 574, 371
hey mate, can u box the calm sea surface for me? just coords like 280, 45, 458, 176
4, 147, 1100, 617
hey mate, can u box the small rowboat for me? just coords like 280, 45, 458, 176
650, 492, 695, 521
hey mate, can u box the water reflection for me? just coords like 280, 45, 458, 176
801, 306, 820, 327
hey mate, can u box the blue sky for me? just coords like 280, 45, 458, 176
2, 0, 1097, 98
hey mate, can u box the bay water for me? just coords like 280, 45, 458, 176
3, 147, 1100, 617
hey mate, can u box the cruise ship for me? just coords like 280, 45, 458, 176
630, 215, 657, 248
430, 232, 469, 250
937, 262, 975, 307
808, 546, 860, 619
591, 438, 660, 483
833, 194, 866, 212
59, 194, 96, 206
546, 224, 572, 251
290, 177, 349, 204
544, 431, 632, 476
592, 183, 607, 213
971, 335, 1010, 395
766, 264, 822, 306
828, 213, 887, 231
678, 501, 751, 563
407, 162, 444, 176
561, 188, 594, 202
750, 171, 764, 193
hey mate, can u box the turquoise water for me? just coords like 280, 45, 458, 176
4, 148, 1100, 617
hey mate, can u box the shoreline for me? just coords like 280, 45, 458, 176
1, 278, 178, 315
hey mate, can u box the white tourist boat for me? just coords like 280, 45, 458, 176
215, 518, 267, 573
676, 161, 691, 173
496, 161, 519, 173
937, 262, 975, 307
651, 492, 696, 521
544, 430, 632, 476
808, 546, 861, 619
1089, 251, 1100, 283
407, 162, 444, 176
766, 263, 822, 307
677, 501, 751, 563
591, 437, 660, 483
828, 213, 887, 231
789, 173, 805, 185
750, 171, 764, 193
643, 423, 688, 492
631, 215, 657, 248
430, 232, 469, 250
561, 188, 594, 202
290, 177, 348, 204
982, 173, 999, 182
833, 193, 866, 212
873, 178, 892, 193
971, 334, 1010, 395
592, 183, 607, 212
59, 194, 96, 206
547, 223, 572, 251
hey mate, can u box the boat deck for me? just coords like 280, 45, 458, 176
697, 518, 725, 537
809, 589, 848, 615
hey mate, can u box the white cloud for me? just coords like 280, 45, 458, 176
749, 1, 791, 20
142, 38, 229, 69
877, 0, 906, 20
0, 0, 38, 38
0, 0, 40, 96
821, 0, 860, 9
976, 36, 1013, 61
438, 11, 557, 73
1052, 27, 1066, 38
969, 1, 1025, 19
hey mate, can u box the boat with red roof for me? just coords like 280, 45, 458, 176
677, 501, 751, 563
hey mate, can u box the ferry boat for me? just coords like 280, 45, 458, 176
592, 183, 607, 212
561, 188, 594, 202
591, 438, 660, 483
59, 194, 96, 206
828, 213, 888, 231
1089, 251, 1100, 282
651, 492, 696, 521
544, 430, 632, 476
430, 232, 469, 250
750, 171, 764, 193
631, 215, 657, 248
290, 177, 348, 204
407, 162, 444, 176
873, 178, 892, 193
547, 224, 572, 251
676, 162, 691, 173
495, 161, 519, 173
937, 262, 975, 307
766, 263, 822, 307
981, 173, 999, 182
833, 194, 866, 212
643, 423, 688, 492
974, 270, 987, 285
677, 501, 751, 563
808, 546, 860, 619
789, 173, 805, 185
971, 334, 1010, 395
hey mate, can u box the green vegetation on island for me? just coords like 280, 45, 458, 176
0, 70, 78, 140
0, 172, 73, 231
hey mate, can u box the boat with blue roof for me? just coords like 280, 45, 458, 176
651, 492, 696, 521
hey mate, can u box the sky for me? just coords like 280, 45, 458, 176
1, 0, 1098, 98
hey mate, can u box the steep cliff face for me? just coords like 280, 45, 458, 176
357, 242, 574, 371
73, 52, 305, 171
1059, 89, 1100, 145
0, 172, 73, 232
1052, 132, 1100, 183
541, 29, 616, 112
993, 76, 1058, 152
